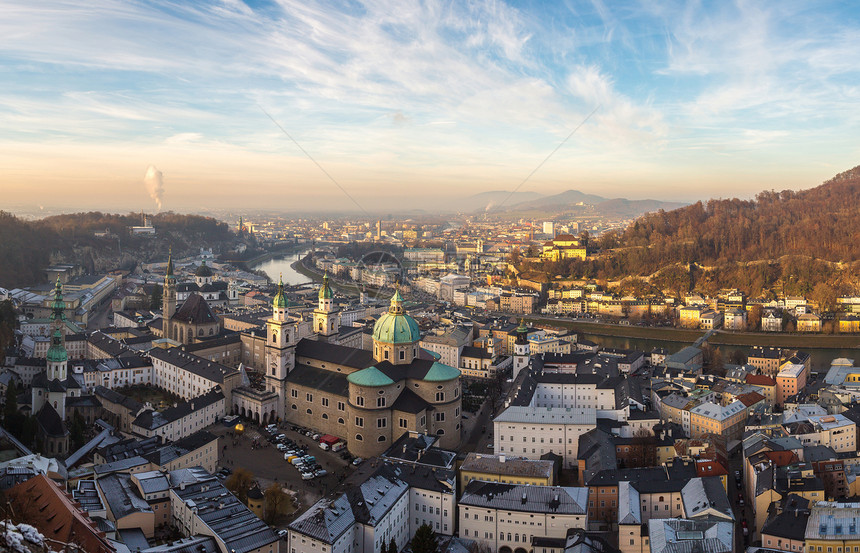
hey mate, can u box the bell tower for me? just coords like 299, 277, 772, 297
313, 272, 339, 341
266, 275, 295, 413
163, 250, 176, 341
513, 318, 531, 379
45, 278, 68, 382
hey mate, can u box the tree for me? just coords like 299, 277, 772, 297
0, 299, 17, 355
3, 381, 18, 425
411, 524, 438, 553
149, 286, 162, 310
225, 468, 255, 504
69, 410, 86, 451
263, 482, 290, 525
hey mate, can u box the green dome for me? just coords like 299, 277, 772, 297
347, 366, 395, 387
319, 272, 333, 300
273, 275, 288, 309
372, 289, 420, 345
423, 362, 460, 382
46, 329, 67, 363
373, 312, 421, 345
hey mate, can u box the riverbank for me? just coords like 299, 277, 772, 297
291, 257, 364, 295
527, 317, 860, 349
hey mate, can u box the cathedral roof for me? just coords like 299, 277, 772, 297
36, 403, 68, 437
195, 261, 213, 277
372, 289, 420, 345
347, 366, 395, 387
172, 293, 218, 325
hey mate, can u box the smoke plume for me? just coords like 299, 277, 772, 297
144, 165, 164, 211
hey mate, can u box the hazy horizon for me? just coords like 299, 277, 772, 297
3, 1, 859, 213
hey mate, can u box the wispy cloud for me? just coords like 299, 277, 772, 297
1, 0, 859, 209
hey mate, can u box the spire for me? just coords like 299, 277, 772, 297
49, 277, 65, 322
166, 248, 174, 278
318, 271, 333, 300
389, 286, 404, 315
273, 273, 288, 309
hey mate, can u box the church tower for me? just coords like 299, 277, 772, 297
313, 272, 339, 341
163, 250, 176, 341
45, 278, 68, 382
266, 276, 295, 413
513, 319, 531, 379
371, 286, 421, 365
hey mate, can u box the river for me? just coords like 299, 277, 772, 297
581, 333, 858, 374
252, 249, 314, 286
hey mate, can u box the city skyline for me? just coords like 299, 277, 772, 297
2, 0, 859, 213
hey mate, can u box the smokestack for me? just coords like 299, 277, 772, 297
144, 165, 165, 212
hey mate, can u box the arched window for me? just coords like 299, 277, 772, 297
437, 429, 445, 435
272, 333, 277, 342
209, 327, 214, 335
198, 328, 204, 336
322, 413, 328, 419
318, 321, 323, 331
338, 418, 345, 424
378, 435, 386, 442
307, 409, 313, 415
355, 434, 363, 441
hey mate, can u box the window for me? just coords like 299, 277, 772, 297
356, 396, 364, 407
291, 404, 297, 410
291, 389, 298, 398
378, 435, 386, 442
307, 409, 312, 415
377, 418, 387, 428
306, 393, 313, 402
355, 434, 363, 441
399, 418, 408, 428
337, 401, 345, 411
322, 397, 329, 407
338, 417, 345, 424
355, 417, 364, 427
435, 412, 445, 422
377, 397, 386, 408
384, 350, 389, 360
435, 392, 445, 402
399, 350, 405, 360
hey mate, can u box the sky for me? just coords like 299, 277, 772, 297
2, 0, 860, 214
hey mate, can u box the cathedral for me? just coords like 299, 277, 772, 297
233, 275, 464, 458
159, 254, 222, 345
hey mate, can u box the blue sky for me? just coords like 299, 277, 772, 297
2, 0, 859, 213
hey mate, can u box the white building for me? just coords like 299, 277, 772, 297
288, 471, 411, 553
458, 481, 588, 552
494, 407, 597, 467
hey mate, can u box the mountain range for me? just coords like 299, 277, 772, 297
463, 189, 686, 219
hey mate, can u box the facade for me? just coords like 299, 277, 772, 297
494, 407, 597, 467
777, 362, 808, 406
459, 453, 554, 490
458, 481, 588, 552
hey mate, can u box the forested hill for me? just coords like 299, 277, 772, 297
0, 211, 235, 288
602, 165, 860, 268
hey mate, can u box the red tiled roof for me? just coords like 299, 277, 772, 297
6, 475, 115, 553
695, 459, 728, 477
765, 450, 799, 467
736, 391, 766, 407
746, 374, 776, 386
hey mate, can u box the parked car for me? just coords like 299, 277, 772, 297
301, 472, 314, 480
352, 458, 363, 466
314, 469, 328, 478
